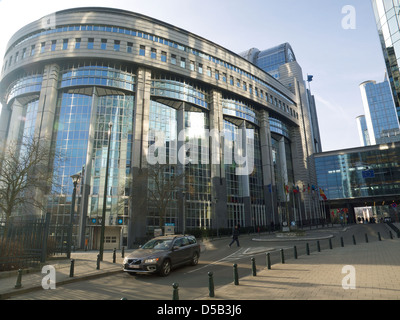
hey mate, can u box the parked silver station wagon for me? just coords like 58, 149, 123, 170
123, 235, 201, 276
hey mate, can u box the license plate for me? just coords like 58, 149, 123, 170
129, 265, 140, 269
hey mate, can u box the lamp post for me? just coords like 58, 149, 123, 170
67, 173, 81, 259
99, 122, 113, 261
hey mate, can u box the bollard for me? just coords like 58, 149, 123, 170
113, 248, 116, 263
251, 258, 257, 276
352, 235, 356, 245
306, 243, 310, 255
172, 283, 179, 300
69, 259, 75, 278
208, 272, 215, 297
317, 241, 321, 252
378, 232, 382, 241
96, 254, 101, 270
341, 237, 344, 247
365, 233, 368, 243
280, 249, 285, 264
121, 246, 125, 258
390, 231, 393, 239
294, 246, 298, 259
266, 252, 271, 270
233, 264, 239, 285
14, 269, 23, 289
329, 238, 333, 250
121, 297, 128, 300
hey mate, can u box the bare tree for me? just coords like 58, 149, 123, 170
0, 136, 61, 223
147, 163, 184, 229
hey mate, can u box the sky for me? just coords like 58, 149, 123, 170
0, 0, 387, 152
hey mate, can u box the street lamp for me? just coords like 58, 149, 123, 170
67, 173, 81, 259
99, 122, 113, 261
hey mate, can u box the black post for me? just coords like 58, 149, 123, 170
67, 177, 79, 259
306, 243, 310, 255
113, 248, 116, 263
96, 254, 101, 270
329, 238, 333, 249
365, 233, 368, 243
69, 259, 75, 277
14, 269, 22, 289
266, 252, 271, 270
251, 258, 257, 276
121, 246, 125, 258
352, 235, 356, 245
294, 246, 298, 259
172, 283, 179, 300
317, 240, 321, 252
233, 264, 239, 285
341, 237, 344, 247
280, 249, 285, 264
208, 272, 215, 297
378, 232, 382, 241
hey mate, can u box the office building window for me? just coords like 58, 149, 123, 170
127, 42, 133, 53
62, 39, 68, 50
87, 38, 94, 49
161, 51, 167, 62
101, 39, 107, 50
75, 38, 81, 49
139, 45, 145, 56
180, 57, 186, 68
114, 40, 120, 51
40, 42, 46, 53
151, 48, 156, 59
171, 54, 177, 65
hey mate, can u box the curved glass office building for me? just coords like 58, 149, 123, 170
0, 7, 319, 248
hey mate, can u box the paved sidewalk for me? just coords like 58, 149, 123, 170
199, 238, 400, 300
0, 250, 126, 300
1, 223, 399, 300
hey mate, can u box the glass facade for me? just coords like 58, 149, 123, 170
371, 0, 400, 121
0, 8, 320, 248
315, 144, 400, 200
359, 78, 400, 145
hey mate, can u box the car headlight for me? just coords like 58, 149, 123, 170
144, 258, 159, 264
123, 257, 129, 264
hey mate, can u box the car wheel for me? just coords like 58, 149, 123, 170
190, 252, 199, 266
159, 259, 171, 277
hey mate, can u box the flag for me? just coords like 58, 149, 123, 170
307, 184, 310, 193
267, 184, 272, 193
293, 185, 299, 194
284, 184, 289, 194
319, 188, 327, 201
307, 75, 313, 82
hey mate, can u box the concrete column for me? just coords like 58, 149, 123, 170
5, 99, 24, 146
259, 110, 278, 225
128, 67, 151, 246
177, 103, 185, 233
34, 63, 60, 143
239, 121, 251, 227
0, 102, 11, 152
209, 90, 227, 231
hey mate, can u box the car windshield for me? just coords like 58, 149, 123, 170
141, 239, 173, 250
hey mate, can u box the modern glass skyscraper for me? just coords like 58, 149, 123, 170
359, 75, 400, 145
371, 0, 400, 122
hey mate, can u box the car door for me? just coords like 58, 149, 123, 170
170, 237, 189, 266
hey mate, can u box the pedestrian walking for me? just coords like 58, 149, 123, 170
229, 225, 240, 247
